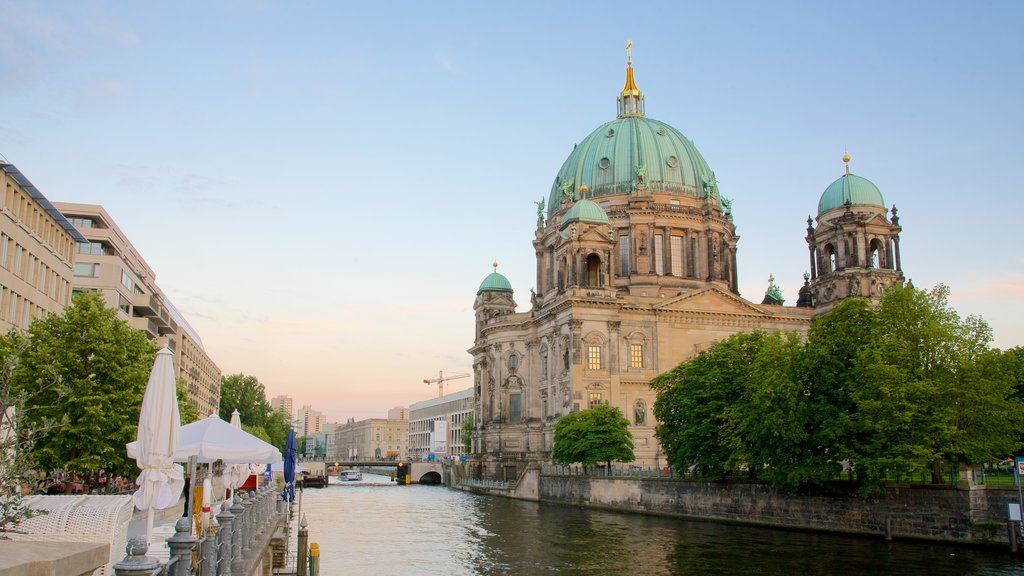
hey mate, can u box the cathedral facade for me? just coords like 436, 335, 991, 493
468, 51, 904, 480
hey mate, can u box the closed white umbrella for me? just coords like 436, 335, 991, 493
129, 347, 185, 545
223, 409, 252, 491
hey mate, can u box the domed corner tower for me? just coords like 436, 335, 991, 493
536, 46, 739, 303
474, 263, 517, 342
805, 154, 904, 314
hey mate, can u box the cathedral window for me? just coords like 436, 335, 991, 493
654, 234, 664, 275
869, 238, 885, 268
619, 233, 631, 276
585, 253, 601, 286
509, 394, 522, 423
670, 236, 683, 276
589, 392, 602, 408
825, 244, 837, 273
630, 344, 644, 368
587, 345, 602, 370
508, 354, 519, 371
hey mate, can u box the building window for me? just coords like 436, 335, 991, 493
121, 271, 133, 291
77, 241, 110, 255
73, 263, 98, 277
619, 233, 631, 276
671, 235, 684, 276
630, 344, 644, 369
118, 295, 130, 315
654, 234, 664, 275
509, 393, 521, 423
508, 354, 518, 371
587, 345, 601, 370
69, 217, 95, 229
588, 392, 602, 409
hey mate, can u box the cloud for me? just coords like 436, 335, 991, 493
437, 54, 461, 75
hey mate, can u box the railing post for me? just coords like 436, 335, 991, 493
297, 514, 309, 576
113, 536, 160, 576
230, 493, 246, 575
241, 491, 255, 557
216, 503, 235, 575
166, 518, 196, 576
203, 517, 219, 573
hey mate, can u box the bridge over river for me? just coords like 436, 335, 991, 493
307, 460, 446, 485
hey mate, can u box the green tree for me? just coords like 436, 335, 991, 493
0, 331, 56, 531
13, 293, 156, 478
847, 285, 1023, 487
462, 413, 473, 454
552, 403, 634, 469
219, 374, 287, 448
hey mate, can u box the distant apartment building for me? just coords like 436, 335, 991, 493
387, 406, 408, 421
270, 395, 294, 424
409, 387, 472, 460
0, 164, 82, 333
331, 418, 407, 461
296, 405, 325, 437
53, 202, 222, 416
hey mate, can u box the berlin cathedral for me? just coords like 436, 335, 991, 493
468, 47, 905, 480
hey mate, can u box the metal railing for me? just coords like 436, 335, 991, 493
112, 484, 283, 576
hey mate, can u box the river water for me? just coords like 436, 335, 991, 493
294, 473, 1023, 575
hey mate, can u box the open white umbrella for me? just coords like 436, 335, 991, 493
128, 414, 282, 463
130, 347, 185, 545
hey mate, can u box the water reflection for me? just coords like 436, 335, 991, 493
296, 474, 1022, 576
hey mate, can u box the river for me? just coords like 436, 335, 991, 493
293, 472, 1023, 575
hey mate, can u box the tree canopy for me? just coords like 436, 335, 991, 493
552, 403, 634, 468
12, 293, 156, 477
652, 284, 1023, 494
219, 373, 288, 448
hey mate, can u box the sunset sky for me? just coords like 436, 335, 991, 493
2, 1, 1021, 422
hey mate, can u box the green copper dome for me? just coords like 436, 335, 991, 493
548, 116, 719, 217
477, 271, 513, 295
818, 172, 885, 214
560, 198, 610, 230
547, 53, 720, 218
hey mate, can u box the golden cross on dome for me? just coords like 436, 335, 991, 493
626, 40, 632, 64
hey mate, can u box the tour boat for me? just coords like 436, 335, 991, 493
339, 469, 362, 481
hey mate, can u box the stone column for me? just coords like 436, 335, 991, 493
113, 536, 161, 576
166, 518, 196, 576
217, 504, 235, 575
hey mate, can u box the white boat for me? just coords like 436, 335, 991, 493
339, 469, 362, 481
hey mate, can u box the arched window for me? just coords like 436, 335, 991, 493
634, 400, 646, 426
825, 243, 837, 273
869, 238, 885, 268
585, 253, 601, 287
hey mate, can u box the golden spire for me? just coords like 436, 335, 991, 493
843, 151, 851, 175
617, 40, 644, 117
492, 260, 498, 272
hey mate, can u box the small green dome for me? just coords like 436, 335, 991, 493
477, 271, 513, 295
560, 199, 609, 230
548, 116, 719, 217
818, 173, 885, 214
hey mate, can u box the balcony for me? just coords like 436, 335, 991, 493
129, 316, 159, 339
132, 292, 160, 315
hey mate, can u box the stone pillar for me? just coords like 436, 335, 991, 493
166, 518, 196, 576
217, 504, 235, 575
231, 493, 246, 575
203, 517, 219, 574
297, 515, 309, 576
113, 536, 160, 576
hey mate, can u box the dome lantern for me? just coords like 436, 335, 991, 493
617, 40, 645, 118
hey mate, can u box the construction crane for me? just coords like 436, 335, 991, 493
423, 370, 470, 398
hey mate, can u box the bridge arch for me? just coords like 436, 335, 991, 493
418, 471, 442, 485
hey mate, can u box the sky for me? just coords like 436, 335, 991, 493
2, 1, 1021, 423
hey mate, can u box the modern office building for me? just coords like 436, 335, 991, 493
386, 406, 408, 421
53, 202, 222, 416
468, 51, 904, 480
0, 163, 82, 333
296, 404, 326, 437
409, 387, 472, 460
270, 395, 295, 425
331, 418, 408, 461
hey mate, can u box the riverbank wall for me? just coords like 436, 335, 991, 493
451, 464, 1020, 546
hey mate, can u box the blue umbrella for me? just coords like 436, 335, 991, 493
282, 428, 297, 502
